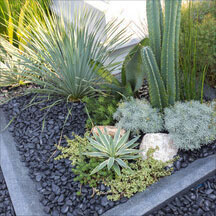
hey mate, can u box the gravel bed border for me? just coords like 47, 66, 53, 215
0, 109, 47, 216
1, 108, 215, 216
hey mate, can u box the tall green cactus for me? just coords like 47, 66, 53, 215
146, 0, 163, 68
141, 47, 168, 108
142, 0, 182, 109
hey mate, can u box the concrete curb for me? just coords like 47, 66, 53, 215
103, 154, 216, 216
0, 109, 48, 216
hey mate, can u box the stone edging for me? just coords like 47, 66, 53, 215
0, 109, 48, 216
103, 154, 216, 216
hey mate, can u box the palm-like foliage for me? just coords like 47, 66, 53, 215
84, 128, 141, 176
1, 4, 129, 101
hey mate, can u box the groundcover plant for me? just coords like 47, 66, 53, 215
0, 0, 215, 215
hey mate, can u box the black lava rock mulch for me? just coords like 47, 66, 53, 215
1, 94, 126, 216
146, 173, 216, 216
0, 167, 16, 216
1, 93, 215, 216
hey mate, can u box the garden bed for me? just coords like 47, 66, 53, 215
0, 167, 15, 216
0, 94, 215, 216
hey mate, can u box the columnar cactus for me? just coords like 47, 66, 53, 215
142, 0, 182, 109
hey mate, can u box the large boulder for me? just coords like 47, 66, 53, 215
140, 133, 178, 162
91, 126, 126, 137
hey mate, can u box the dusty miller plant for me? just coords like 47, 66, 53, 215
113, 98, 163, 135
164, 100, 216, 150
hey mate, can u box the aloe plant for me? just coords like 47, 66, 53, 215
121, 38, 149, 93
84, 128, 141, 176
141, 0, 182, 109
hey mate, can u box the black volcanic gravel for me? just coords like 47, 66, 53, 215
1, 93, 215, 216
1, 94, 126, 216
0, 167, 16, 216
146, 173, 216, 216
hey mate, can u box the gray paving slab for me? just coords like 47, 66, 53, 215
0, 109, 47, 216
103, 153, 216, 216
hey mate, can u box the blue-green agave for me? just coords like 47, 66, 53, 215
84, 128, 141, 176
141, 0, 182, 109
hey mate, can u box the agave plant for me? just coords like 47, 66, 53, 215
1, 3, 130, 101
140, 0, 182, 109
84, 128, 141, 176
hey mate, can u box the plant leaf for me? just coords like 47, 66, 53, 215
107, 157, 115, 170
90, 159, 109, 175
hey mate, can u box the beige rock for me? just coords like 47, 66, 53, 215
140, 133, 178, 162
91, 126, 126, 137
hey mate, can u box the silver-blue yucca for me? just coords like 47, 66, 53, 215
141, 0, 182, 109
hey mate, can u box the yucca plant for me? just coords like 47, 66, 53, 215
84, 128, 141, 176
1, 3, 129, 101
140, 0, 182, 109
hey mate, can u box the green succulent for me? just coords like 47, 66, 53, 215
140, 0, 182, 109
84, 128, 141, 176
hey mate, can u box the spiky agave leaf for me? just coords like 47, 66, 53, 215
85, 128, 141, 175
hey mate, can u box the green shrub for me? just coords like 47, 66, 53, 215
105, 149, 173, 201
55, 132, 90, 165
72, 158, 115, 188
113, 98, 163, 135
55, 133, 115, 188
164, 101, 216, 150
180, 1, 216, 88
82, 95, 119, 129
84, 128, 141, 175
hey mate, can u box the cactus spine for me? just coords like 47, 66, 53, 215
142, 0, 182, 109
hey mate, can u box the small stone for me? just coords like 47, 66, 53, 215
101, 196, 109, 207
66, 199, 73, 206
205, 189, 213, 194
140, 133, 178, 162
174, 161, 181, 170
181, 162, 188, 168
61, 205, 69, 214
208, 194, 216, 200
44, 206, 50, 214
35, 174, 42, 182
58, 194, 65, 203
52, 183, 61, 195
120, 197, 128, 203
91, 126, 126, 138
